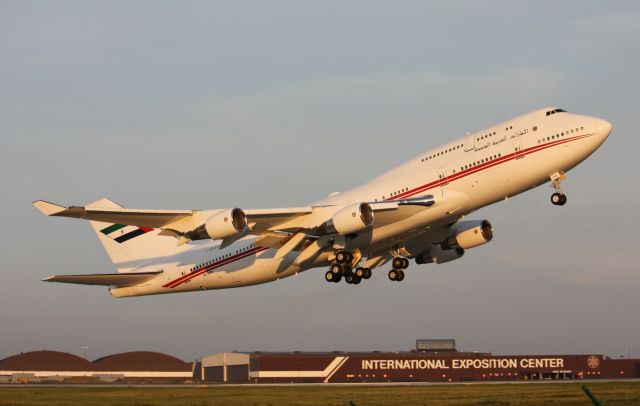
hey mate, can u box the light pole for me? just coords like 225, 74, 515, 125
82, 346, 88, 360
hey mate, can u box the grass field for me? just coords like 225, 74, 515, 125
1, 382, 640, 405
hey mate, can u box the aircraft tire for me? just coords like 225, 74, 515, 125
364, 268, 372, 279
559, 194, 567, 206
325, 271, 334, 282
392, 257, 404, 269
388, 269, 398, 281
397, 270, 405, 281
551, 193, 563, 205
401, 258, 410, 269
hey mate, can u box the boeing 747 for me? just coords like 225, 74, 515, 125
34, 107, 612, 297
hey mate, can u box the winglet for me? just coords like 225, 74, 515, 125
33, 200, 67, 216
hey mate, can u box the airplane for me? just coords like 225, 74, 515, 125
33, 107, 612, 298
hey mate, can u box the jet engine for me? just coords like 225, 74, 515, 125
186, 208, 247, 241
415, 245, 464, 264
324, 202, 374, 235
441, 220, 493, 250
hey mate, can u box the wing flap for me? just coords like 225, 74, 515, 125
43, 271, 162, 287
244, 207, 313, 233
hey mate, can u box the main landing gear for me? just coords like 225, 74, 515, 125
550, 172, 567, 206
324, 251, 372, 285
388, 256, 409, 282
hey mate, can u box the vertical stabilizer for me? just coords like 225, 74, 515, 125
87, 198, 187, 273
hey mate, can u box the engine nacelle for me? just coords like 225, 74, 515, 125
441, 220, 493, 250
205, 208, 247, 239
187, 208, 247, 241
325, 202, 374, 235
415, 245, 464, 264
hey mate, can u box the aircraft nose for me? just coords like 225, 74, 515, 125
596, 118, 613, 140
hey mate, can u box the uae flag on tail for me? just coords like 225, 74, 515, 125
100, 223, 154, 243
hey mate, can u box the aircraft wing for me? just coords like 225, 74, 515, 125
43, 271, 162, 287
33, 196, 435, 246
33, 200, 195, 229
33, 199, 313, 234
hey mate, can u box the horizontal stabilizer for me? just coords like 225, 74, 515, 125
33, 200, 67, 216
43, 271, 162, 287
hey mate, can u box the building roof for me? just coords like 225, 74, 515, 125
0, 350, 93, 371
92, 351, 191, 371
0, 350, 191, 372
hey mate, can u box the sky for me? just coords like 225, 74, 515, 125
1, 1, 639, 362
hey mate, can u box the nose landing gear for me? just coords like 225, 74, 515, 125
551, 192, 567, 206
550, 172, 567, 206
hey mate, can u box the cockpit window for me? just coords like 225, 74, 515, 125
546, 108, 568, 116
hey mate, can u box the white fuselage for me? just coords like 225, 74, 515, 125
110, 108, 611, 297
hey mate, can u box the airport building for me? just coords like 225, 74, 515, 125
195, 351, 640, 383
194, 340, 640, 383
3, 343, 639, 384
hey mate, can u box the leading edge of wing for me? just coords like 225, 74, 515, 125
43, 271, 162, 287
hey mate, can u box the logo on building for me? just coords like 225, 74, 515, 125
586, 355, 600, 369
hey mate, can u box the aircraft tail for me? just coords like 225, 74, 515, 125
86, 198, 187, 273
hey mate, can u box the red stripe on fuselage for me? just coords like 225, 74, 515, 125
163, 247, 266, 289
386, 133, 591, 201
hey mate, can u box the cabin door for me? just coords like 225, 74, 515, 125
464, 133, 476, 152
511, 133, 524, 159
437, 165, 448, 197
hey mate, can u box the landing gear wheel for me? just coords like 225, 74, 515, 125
388, 269, 399, 281
401, 258, 410, 269
355, 267, 367, 278
551, 193, 567, 206
364, 268, 372, 279
396, 270, 405, 281
325, 271, 334, 282
392, 257, 404, 269
332, 273, 342, 283
330, 263, 343, 275
345, 273, 355, 284
352, 275, 361, 285
335, 251, 352, 264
